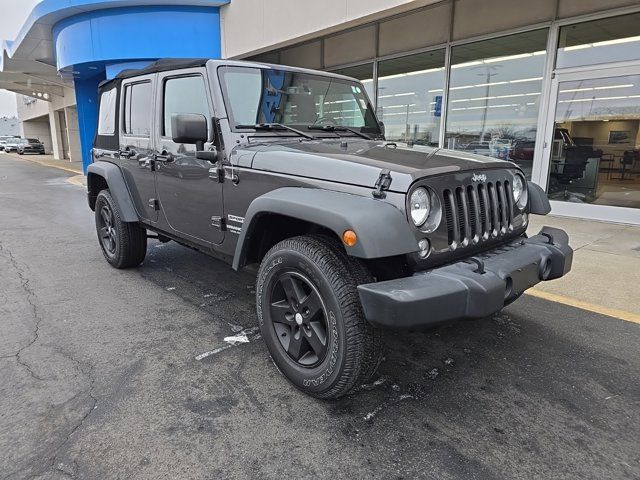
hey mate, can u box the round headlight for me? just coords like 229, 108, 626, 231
512, 174, 527, 209
410, 187, 431, 227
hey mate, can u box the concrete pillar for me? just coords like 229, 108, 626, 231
64, 106, 82, 164
48, 108, 64, 160
73, 73, 105, 173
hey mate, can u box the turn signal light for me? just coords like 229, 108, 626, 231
342, 230, 357, 247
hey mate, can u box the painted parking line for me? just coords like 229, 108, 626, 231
526, 289, 640, 324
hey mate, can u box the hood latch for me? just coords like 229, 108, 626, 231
372, 169, 392, 199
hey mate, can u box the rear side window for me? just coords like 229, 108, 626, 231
163, 76, 209, 138
97, 89, 117, 135
123, 82, 152, 136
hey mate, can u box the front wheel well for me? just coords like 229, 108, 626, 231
241, 214, 339, 267
87, 172, 109, 211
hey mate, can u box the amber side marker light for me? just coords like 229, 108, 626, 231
342, 230, 357, 247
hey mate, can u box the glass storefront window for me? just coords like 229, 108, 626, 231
546, 74, 640, 209
330, 63, 374, 102
557, 13, 640, 69
444, 30, 548, 178
376, 50, 445, 146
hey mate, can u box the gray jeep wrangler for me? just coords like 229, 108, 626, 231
87, 59, 572, 399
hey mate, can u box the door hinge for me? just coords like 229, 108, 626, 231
148, 198, 160, 211
372, 169, 392, 199
211, 216, 227, 231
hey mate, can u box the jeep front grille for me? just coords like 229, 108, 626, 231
442, 180, 513, 248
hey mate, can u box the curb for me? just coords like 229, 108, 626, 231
3, 151, 83, 175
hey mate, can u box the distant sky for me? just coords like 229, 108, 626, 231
0, 0, 42, 117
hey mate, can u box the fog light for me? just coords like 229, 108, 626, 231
342, 229, 357, 247
418, 238, 431, 258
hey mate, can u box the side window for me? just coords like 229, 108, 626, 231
163, 76, 210, 138
123, 82, 152, 136
97, 88, 117, 135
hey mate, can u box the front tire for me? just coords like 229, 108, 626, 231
256, 235, 382, 399
94, 189, 147, 269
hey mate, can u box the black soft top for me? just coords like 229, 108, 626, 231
98, 58, 208, 89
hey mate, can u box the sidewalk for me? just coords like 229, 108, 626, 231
3, 152, 83, 175
528, 214, 640, 318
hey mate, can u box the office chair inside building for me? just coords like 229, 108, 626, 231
616, 150, 638, 180
549, 148, 591, 200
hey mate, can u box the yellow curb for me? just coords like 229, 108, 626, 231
5, 152, 83, 175
66, 175, 86, 187
526, 289, 640, 324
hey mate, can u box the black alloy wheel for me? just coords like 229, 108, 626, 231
94, 189, 147, 269
270, 271, 329, 367
98, 203, 117, 255
256, 235, 384, 399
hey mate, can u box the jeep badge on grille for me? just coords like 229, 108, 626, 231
472, 173, 487, 182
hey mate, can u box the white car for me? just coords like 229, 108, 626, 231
3, 137, 23, 152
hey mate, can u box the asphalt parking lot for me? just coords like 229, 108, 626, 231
1, 155, 638, 480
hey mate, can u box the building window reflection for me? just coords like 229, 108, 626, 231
376, 50, 445, 146
444, 30, 548, 178
557, 13, 640, 69
330, 63, 374, 102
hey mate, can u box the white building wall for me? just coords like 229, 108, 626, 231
15, 85, 79, 162
20, 119, 52, 154
220, 0, 441, 58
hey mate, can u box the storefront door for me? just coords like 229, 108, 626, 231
538, 65, 640, 224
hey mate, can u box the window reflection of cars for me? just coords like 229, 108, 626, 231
490, 138, 512, 160
510, 140, 535, 161
461, 141, 491, 156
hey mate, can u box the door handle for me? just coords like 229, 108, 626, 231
119, 149, 135, 158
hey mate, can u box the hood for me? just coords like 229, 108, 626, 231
242, 138, 517, 193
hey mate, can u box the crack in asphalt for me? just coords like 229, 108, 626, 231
0, 241, 45, 381
48, 360, 97, 480
0, 241, 98, 480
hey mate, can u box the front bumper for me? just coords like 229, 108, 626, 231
358, 227, 572, 328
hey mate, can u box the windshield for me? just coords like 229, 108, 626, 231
218, 66, 381, 135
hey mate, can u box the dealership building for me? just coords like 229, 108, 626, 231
1, 0, 640, 224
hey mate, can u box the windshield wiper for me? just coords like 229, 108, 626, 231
236, 123, 315, 139
307, 124, 373, 140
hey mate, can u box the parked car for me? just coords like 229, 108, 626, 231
3, 137, 23, 152
460, 141, 492, 156
17, 138, 45, 155
0, 136, 16, 151
87, 59, 573, 399
510, 140, 535, 161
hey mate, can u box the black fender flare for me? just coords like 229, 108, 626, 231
232, 187, 419, 270
528, 182, 551, 215
86, 161, 139, 222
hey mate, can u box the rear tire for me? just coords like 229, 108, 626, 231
95, 189, 147, 269
256, 235, 383, 399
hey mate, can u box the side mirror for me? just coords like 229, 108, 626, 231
171, 113, 208, 150
378, 120, 385, 138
